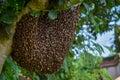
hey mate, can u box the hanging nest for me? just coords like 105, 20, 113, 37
11, 5, 80, 74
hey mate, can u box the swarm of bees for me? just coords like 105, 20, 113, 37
12, 5, 80, 74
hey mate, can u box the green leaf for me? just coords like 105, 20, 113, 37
0, 56, 20, 80
0, 73, 6, 80
48, 9, 58, 20
100, 69, 113, 80
63, 59, 68, 73
83, 3, 91, 14
30, 11, 41, 17
0, 14, 14, 24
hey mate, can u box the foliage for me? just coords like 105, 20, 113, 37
0, 0, 120, 80
115, 26, 120, 53
0, 0, 26, 24
0, 0, 120, 36
0, 50, 112, 80
0, 56, 20, 80
0, 56, 41, 80
100, 69, 113, 80
47, 52, 103, 80
48, 9, 58, 20
79, 0, 120, 38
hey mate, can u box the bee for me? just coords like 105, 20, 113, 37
12, 5, 80, 74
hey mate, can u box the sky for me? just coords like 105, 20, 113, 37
96, 18, 120, 57
96, 5, 120, 57
96, 28, 115, 57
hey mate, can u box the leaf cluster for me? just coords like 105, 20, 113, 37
0, 0, 120, 80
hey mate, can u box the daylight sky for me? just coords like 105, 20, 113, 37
97, 20, 120, 57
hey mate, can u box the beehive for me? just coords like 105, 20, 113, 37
12, 5, 80, 74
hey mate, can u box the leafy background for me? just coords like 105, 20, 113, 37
0, 0, 120, 80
